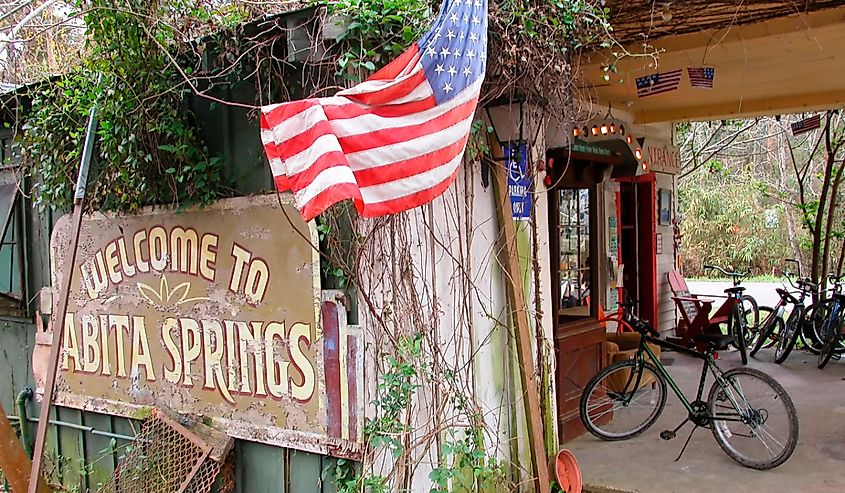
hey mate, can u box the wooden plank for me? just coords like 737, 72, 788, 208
82, 411, 115, 491
235, 441, 285, 493
488, 138, 552, 493
288, 449, 322, 493
53, 407, 85, 491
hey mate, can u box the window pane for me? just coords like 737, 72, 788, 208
559, 188, 592, 318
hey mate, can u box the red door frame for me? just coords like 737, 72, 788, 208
616, 173, 658, 327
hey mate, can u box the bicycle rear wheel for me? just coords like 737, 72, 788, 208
730, 304, 748, 364
775, 305, 804, 364
708, 367, 798, 470
580, 360, 667, 440
818, 314, 843, 369
800, 302, 824, 354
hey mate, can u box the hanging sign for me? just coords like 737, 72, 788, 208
48, 195, 363, 459
504, 141, 532, 219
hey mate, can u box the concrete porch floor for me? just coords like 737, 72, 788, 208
567, 347, 845, 493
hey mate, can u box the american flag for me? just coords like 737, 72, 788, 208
260, 0, 487, 220
791, 114, 821, 136
687, 67, 715, 88
635, 69, 682, 98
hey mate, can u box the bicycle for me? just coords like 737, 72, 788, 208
817, 275, 845, 368
600, 295, 638, 334
701, 264, 755, 364
800, 273, 845, 356
749, 274, 816, 364
579, 315, 799, 470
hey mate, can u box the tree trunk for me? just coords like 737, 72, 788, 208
820, 159, 845, 283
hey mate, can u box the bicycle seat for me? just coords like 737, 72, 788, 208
692, 333, 735, 351
724, 286, 746, 295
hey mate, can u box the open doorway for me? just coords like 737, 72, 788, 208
617, 176, 657, 326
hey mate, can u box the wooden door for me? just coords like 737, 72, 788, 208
549, 180, 607, 443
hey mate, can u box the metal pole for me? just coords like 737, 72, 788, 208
27, 96, 99, 493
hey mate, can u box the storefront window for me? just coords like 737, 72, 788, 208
558, 188, 592, 317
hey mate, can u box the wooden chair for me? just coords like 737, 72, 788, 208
667, 270, 730, 348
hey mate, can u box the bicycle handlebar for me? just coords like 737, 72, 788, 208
703, 264, 747, 284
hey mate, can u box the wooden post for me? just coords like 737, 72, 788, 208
28, 103, 98, 493
0, 403, 50, 493
489, 140, 551, 493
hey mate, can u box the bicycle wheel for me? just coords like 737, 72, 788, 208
580, 359, 667, 441
811, 299, 845, 357
750, 313, 781, 357
817, 309, 843, 369
800, 302, 824, 354
748, 306, 778, 350
708, 367, 799, 470
775, 305, 805, 364
740, 295, 759, 347
730, 304, 748, 364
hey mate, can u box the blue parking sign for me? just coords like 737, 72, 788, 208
504, 142, 531, 219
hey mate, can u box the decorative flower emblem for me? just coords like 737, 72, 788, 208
137, 275, 208, 309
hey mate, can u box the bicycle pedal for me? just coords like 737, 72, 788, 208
660, 430, 676, 441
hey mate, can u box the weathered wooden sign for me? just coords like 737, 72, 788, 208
49, 195, 363, 458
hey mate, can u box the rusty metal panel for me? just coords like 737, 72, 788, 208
47, 195, 363, 459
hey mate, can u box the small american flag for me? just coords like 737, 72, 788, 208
260, 0, 487, 220
687, 67, 715, 88
635, 69, 682, 98
791, 114, 821, 136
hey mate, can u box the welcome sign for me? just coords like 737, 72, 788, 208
49, 195, 363, 458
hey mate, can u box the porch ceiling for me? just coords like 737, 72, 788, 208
579, 4, 845, 123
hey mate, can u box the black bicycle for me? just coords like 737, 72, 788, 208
749, 274, 816, 364
579, 315, 799, 470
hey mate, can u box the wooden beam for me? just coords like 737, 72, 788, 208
582, 6, 845, 71
634, 89, 845, 123
0, 403, 51, 493
488, 140, 552, 493
29, 102, 99, 493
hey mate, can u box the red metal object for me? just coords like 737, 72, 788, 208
554, 449, 582, 493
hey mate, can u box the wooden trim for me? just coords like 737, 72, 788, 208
489, 137, 552, 493
634, 89, 845, 124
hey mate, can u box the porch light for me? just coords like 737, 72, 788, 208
600, 123, 609, 135
635, 148, 643, 160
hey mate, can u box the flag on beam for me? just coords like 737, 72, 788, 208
687, 67, 715, 88
791, 114, 821, 136
635, 69, 682, 98
260, 0, 488, 221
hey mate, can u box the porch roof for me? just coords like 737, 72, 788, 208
580, 3, 845, 123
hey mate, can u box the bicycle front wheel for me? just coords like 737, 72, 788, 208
580, 360, 667, 441
740, 295, 759, 347
708, 367, 799, 470
775, 305, 805, 364
750, 312, 781, 357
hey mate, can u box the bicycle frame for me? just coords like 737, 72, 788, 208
630, 334, 746, 423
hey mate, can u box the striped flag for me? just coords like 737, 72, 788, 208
635, 69, 682, 98
687, 67, 715, 88
791, 114, 821, 136
260, 0, 488, 220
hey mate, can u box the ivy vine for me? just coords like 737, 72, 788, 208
21, 0, 233, 212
